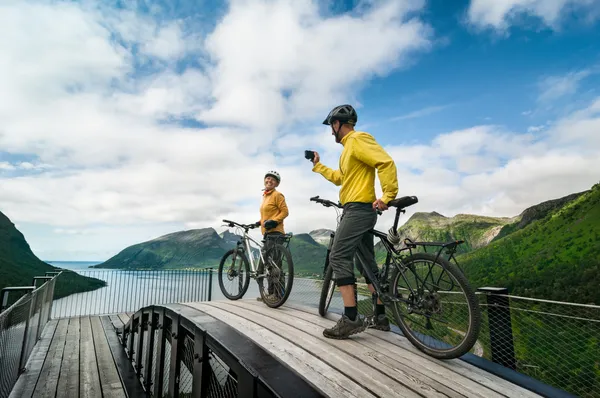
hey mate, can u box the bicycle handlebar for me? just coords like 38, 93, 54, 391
309, 195, 342, 208
309, 195, 382, 215
222, 219, 259, 230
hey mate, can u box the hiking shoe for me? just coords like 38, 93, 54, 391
323, 314, 366, 339
367, 314, 391, 331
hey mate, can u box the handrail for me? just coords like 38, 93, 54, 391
119, 303, 324, 397
0, 272, 62, 398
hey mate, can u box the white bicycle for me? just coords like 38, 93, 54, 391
217, 219, 294, 308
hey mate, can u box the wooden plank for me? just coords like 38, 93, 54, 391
219, 300, 471, 398
242, 301, 505, 398
9, 320, 58, 398
56, 317, 80, 398
32, 318, 69, 398
109, 314, 124, 330
118, 313, 130, 326
202, 301, 446, 398
90, 316, 127, 398
183, 302, 376, 398
100, 316, 147, 398
281, 301, 542, 398
80, 316, 102, 398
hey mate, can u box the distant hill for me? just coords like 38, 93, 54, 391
459, 184, 600, 304
309, 229, 334, 246
288, 233, 327, 276
374, 211, 514, 263
0, 210, 105, 303
93, 228, 233, 269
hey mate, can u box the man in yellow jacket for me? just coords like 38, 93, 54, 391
310, 104, 398, 339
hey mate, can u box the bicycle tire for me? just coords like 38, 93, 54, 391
258, 243, 294, 308
318, 263, 336, 316
218, 248, 251, 300
389, 252, 481, 360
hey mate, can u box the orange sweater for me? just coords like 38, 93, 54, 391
260, 189, 289, 235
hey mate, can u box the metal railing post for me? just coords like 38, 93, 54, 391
208, 268, 213, 302
192, 326, 209, 398
478, 287, 517, 370
143, 308, 155, 391
135, 312, 145, 377
152, 308, 166, 397
168, 312, 183, 397
0, 287, 35, 313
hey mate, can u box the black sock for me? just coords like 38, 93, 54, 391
376, 304, 386, 316
344, 306, 358, 321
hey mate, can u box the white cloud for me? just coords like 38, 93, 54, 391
391, 104, 450, 121
1, 0, 599, 262
0, 0, 434, 260
527, 125, 545, 133
537, 69, 591, 103
467, 0, 600, 31
382, 99, 600, 221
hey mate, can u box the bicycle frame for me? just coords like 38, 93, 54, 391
230, 228, 266, 275
311, 196, 465, 307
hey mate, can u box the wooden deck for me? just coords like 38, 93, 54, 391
180, 299, 543, 398
9, 299, 547, 398
9, 313, 137, 398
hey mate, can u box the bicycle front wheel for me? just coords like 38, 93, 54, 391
389, 252, 481, 360
318, 263, 336, 316
218, 248, 251, 300
258, 243, 294, 308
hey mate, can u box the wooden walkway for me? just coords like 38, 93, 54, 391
8, 299, 547, 398
180, 300, 543, 398
9, 313, 137, 398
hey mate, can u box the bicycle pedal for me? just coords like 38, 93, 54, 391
364, 315, 376, 328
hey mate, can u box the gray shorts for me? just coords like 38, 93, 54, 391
328, 202, 379, 287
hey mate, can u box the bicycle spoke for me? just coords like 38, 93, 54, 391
390, 253, 481, 359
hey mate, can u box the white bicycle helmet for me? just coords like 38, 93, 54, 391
265, 170, 281, 183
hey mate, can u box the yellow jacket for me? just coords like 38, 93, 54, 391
313, 130, 398, 205
260, 189, 289, 235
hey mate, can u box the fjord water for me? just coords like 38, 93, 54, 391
46, 261, 336, 318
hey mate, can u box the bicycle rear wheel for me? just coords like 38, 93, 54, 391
318, 263, 336, 316
389, 252, 481, 360
258, 243, 294, 308
218, 248, 251, 300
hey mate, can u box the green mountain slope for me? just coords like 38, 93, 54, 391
492, 191, 587, 241
288, 233, 327, 276
0, 210, 105, 303
459, 183, 600, 304
93, 228, 232, 269
374, 211, 513, 264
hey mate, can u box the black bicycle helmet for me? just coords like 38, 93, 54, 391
322, 104, 358, 126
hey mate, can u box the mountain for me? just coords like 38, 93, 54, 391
219, 230, 240, 246
93, 228, 233, 269
374, 211, 514, 263
288, 233, 327, 276
491, 191, 587, 242
309, 229, 334, 246
0, 210, 105, 304
459, 184, 600, 304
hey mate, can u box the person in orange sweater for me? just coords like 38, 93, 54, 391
256, 170, 289, 302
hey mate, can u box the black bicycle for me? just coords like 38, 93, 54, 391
217, 219, 294, 308
310, 195, 481, 360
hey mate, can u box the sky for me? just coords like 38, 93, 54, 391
1, 0, 600, 261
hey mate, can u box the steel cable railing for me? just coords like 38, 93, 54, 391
0, 272, 59, 398
285, 276, 600, 398
51, 269, 213, 319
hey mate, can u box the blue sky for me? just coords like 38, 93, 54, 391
1, 0, 599, 260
